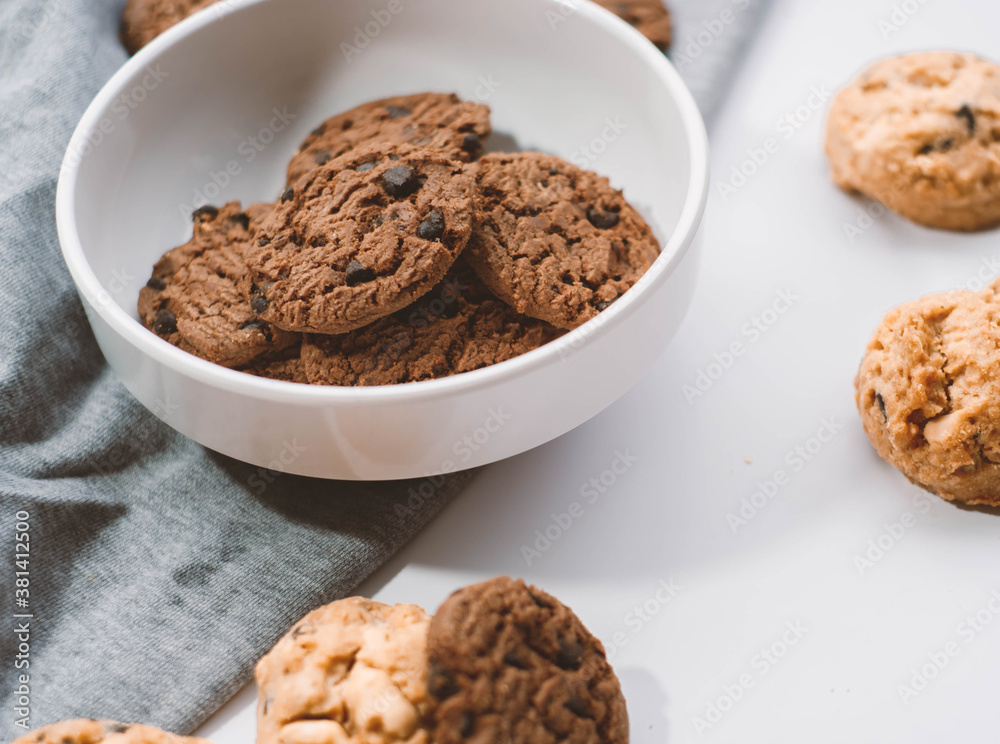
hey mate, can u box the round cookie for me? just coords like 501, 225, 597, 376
301, 259, 564, 386
855, 282, 1000, 506
826, 52, 1000, 232
242, 143, 476, 335
426, 576, 629, 744
12, 719, 211, 744
287, 93, 492, 185
139, 201, 299, 368
465, 152, 660, 330
255, 597, 433, 744
593, 0, 672, 53
120, 0, 220, 55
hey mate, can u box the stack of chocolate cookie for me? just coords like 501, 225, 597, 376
139, 93, 661, 386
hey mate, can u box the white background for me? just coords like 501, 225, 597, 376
200, 0, 1000, 741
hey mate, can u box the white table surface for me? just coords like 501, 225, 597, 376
198, 0, 1000, 741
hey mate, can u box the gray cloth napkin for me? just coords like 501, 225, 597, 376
0, 0, 766, 739
668, 0, 771, 120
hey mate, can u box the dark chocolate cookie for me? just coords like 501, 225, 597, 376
120, 0, 220, 55
139, 201, 299, 367
242, 143, 476, 335
426, 576, 629, 744
287, 93, 492, 185
465, 152, 660, 330
301, 259, 563, 386
593, 0, 672, 53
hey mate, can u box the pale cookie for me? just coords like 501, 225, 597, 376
255, 597, 433, 744
12, 720, 211, 744
856, 281, 1000, 505
826, 52, 1000, 231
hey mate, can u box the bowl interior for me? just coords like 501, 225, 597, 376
65, 0, 700, 370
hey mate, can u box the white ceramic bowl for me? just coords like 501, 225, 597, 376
56, 0, 708, 480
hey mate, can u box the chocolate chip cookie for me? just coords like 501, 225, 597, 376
426, 576, 629, 744
465, 152, 660, 330
856, 281, 1000, 506
120, 0, 220, 55
826, 52, 1000, 231
301, 259, 563, 386
593, 0, 672, 53
242, 143, 476, 335
255, 597, 433, 744
287, 93, 492, 185
139, 201, 299, 368
12, 720, 211, 744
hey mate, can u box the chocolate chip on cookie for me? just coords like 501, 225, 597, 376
856, 280, 1000, 506
120, 0, 221, 55
287, 93, 492, 185
151, 308, 178, 336
301, 259, 563, 386
592, 0, 672, 53
139, 201, 299, 367
255, 598, 433, 744
241, 143, 476, 335
465, 152, 660, 330
12, 719, 212, 744
956, 103, 977, 135
826, 52, 1000, 231
426, 576, 629, 744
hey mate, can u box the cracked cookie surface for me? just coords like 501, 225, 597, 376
239, 342, 308, 383
287, 93, 491, 186
465, 152, 660, 330
826, 52, 1000, 231
301, 259, 563, 386
856, 282, 1000, 505
426, 576, 629, 744
255, 597, 432, 744
13, 719, 211, 744
592, 0, 672, 53
120, 0, 219, 54
139, 201, 299, 367
242, 143, 475, 334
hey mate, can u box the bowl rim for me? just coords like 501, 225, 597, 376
55, 0, 709, 407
